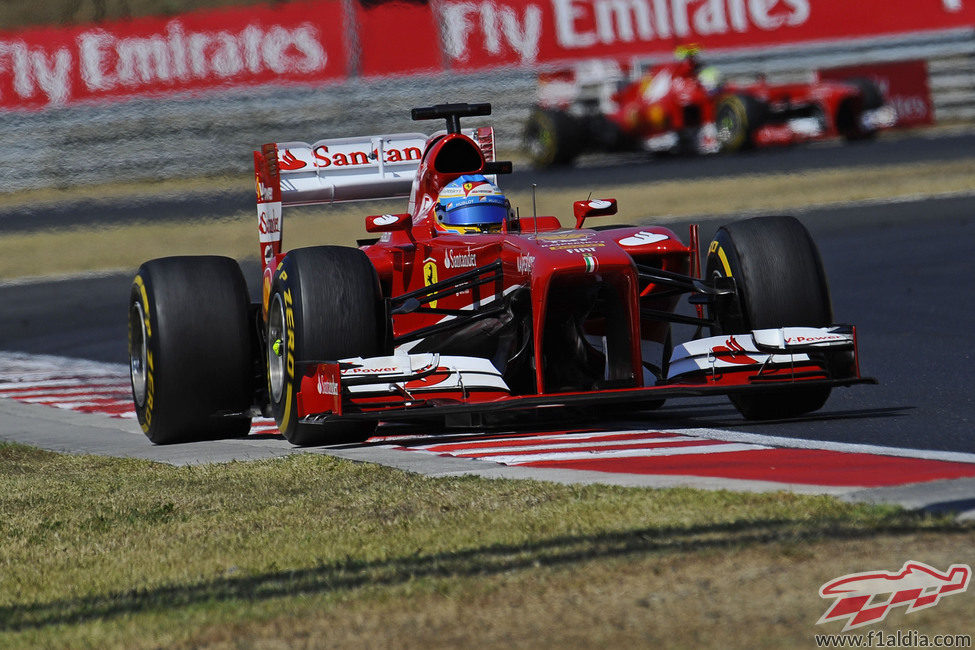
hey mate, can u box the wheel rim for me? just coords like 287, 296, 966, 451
129, 300, 148, 407
267, 292, 287, 403
716, 106, 739, 146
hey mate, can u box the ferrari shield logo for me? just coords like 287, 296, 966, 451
423, 259, 438, 308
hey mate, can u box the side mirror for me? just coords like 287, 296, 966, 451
366, 213, 411, 233
573, 199, 618, 229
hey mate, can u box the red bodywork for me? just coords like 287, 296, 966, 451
724, 77, 870, 147
533, 56, 891, 160
254, 109, 869, 425
608, 58, 718, 145
609, 59, 867, 144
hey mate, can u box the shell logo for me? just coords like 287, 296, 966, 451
618, 231, 669, 247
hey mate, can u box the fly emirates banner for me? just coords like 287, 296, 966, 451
0, 0, 970, 109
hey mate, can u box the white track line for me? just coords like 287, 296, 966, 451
0, 378, 128, 390
421, 435, 711, 456
470, 442, 771, 465
406, 429, 677, 450
0, 384, 131, 395
676, 428, 975, 465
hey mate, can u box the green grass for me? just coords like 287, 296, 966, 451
0, 442, 971, 648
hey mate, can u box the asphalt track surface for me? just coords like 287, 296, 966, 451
1, 133, 974, 513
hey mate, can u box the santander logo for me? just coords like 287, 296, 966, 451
618, 231, 669, 247
405, 367, 452, 389
277, 144, 422, 171
710, 337, 757, 364
279, 150, 306, 171
372, 214, 400, 226
258, 210, 280, 235
445, 249, 477, 269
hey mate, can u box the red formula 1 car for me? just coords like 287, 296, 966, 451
128, 103, 873, 445
524, 50, 896, 167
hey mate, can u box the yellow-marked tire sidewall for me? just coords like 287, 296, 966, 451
268, 266, 300, 440
128, 256, 253, 444
526, 111, 558, 167
129, 274, 157, 435
704, 229, 749, 334
264, 246, 386, 446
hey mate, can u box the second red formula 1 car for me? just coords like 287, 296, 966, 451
524, 48, 896, 167
128, 103, 873, 445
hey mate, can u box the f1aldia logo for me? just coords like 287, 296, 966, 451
818, 561, 971, 631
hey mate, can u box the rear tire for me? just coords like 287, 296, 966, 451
524, 108, 582, 167
129, 256, 253, 444
705, 216, 833, 419
266, 246, 387, 446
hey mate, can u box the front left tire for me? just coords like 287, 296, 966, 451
705, 216, 834, 419
715, 94, 767, 152
266, 246, 388, 446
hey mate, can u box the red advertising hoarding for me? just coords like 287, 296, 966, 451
0, 1, 346, 109
436, 0, 975, 70
820, 60, 935, 127
355, 1, 442, 76
0, 0, 971, 110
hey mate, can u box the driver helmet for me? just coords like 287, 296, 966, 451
434, 174, 510, 234
697, 65, 723, 94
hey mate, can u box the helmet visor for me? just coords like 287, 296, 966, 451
442, 203, 508, 226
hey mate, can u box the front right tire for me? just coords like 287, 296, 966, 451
128, 256, 253, 444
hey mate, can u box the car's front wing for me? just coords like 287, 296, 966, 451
295, 325, 874, 425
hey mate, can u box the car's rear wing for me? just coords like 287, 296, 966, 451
255, 127, 495, 266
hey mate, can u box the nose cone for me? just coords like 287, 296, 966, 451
515, 231, 635, 279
